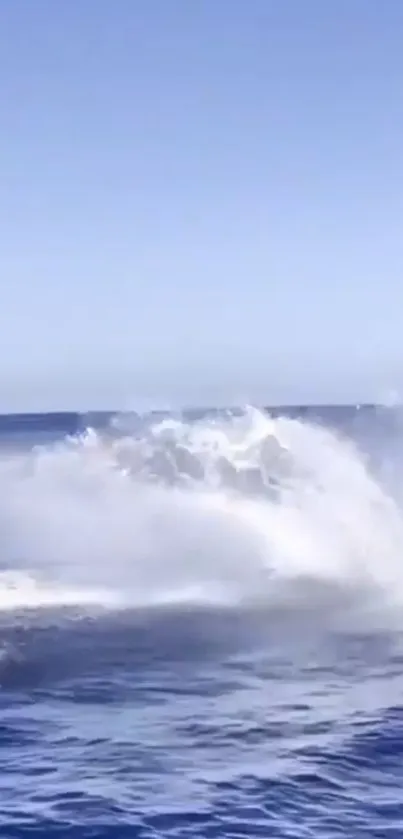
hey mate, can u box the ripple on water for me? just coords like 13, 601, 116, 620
0, 609, 402, 837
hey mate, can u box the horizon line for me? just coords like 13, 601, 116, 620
0, 402, 381, 420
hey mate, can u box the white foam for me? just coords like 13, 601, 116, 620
0, 407, 402, 614
0, 571, 119, 611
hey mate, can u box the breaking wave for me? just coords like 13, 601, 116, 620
0, 406, 403, 617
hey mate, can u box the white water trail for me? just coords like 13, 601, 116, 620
0, 407, 402, 616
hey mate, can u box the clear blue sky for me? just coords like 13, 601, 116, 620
1, 0, 402, 411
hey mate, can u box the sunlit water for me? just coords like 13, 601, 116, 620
1, 405, 403, 837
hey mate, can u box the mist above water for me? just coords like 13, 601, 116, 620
0, 407, 402, 621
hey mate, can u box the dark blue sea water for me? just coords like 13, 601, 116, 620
1, 404, 403, 838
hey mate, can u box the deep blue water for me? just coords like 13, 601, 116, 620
1, 405, 403, 838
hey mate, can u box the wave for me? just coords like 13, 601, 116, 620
0, 406, 403, 618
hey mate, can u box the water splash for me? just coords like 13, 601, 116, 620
0, 407, 402, 615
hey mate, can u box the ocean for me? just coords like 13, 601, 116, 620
0, 404, 403, 838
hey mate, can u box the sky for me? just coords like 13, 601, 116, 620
1, 0, 403, 411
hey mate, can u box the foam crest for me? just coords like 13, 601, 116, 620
0, 407, 402, 614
